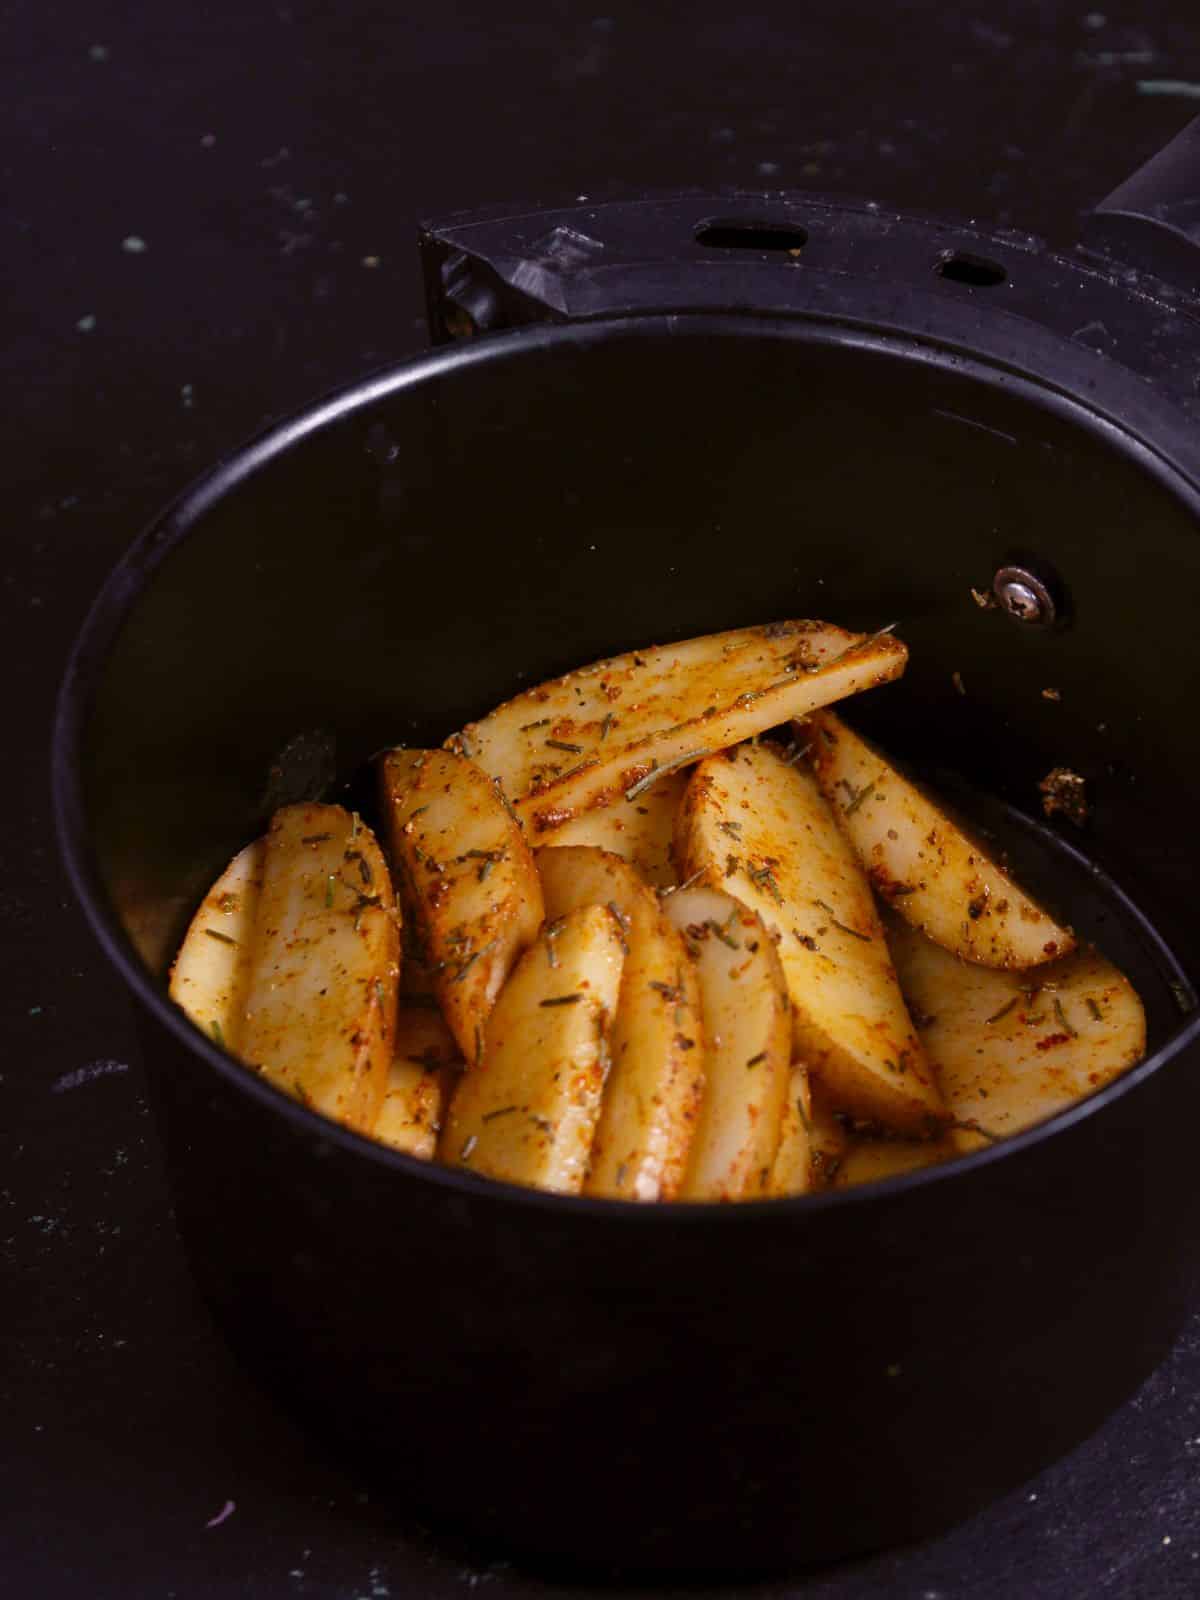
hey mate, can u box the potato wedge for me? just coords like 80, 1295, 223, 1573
441, 904, 625, 1193
808, 1089, 851, 1188
547, 768, 686, 889
169, 838, 265, 1052
773, 1079, 851, 1194
380, 749, 544, 1067
663, 886, 790, 1201
240, 804, 399, 1132
836, 1134, 962, 1189
537, 846, 704, 1200
809, 710, 1075, 968
449, 620, 908, 837
675, 742, 945, 1134
888, 914, 1146, 1140
374, 1006, 462, 1159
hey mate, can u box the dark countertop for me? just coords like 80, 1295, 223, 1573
9, 2, 1200, 1593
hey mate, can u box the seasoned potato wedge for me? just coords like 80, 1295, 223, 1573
546, 768, 685, 889
380, 749, 544, 1067
374, 1006, 462, 1159
836, 1134, 963, 1189
809, 710, 1075, 968
441, 904, 625, 1193
888, 915, 1146, 1140
450, 620, 908, 837
772, 1077, 851, 1194
676, 743, 945, 1134
663, 886, 790, 1201
537, 846, 704, 1200
770, 1066, 815, 1197
169, 838, 265, 1052
240, 804, 399, 1132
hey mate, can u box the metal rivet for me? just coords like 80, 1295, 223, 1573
993, 566, 1055, 627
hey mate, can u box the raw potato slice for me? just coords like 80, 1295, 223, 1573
169, 838, 265, 1052
441, 904, 625, 1194
888, 915, 1146, 1140
241, 804, 399, 1132
450, 620, 908, 836
374, 1007, 462, 1159
836, 1135, 962, 1189
809, 710, 1075, 968
663, 886, 790, 1201
537, 846, 704, 1201
380, 749, 544, 1067
675, 742, 945, 1134
547, 769, 686, 889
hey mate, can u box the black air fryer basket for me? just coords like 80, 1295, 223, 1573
53, 117, 1200, 1573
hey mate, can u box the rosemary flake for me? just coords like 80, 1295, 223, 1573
746, 1051, 767, 1069
461, 1134, 478, 1161
209, 1018, 225, 1047
520, 717, 552, 731
482, 1105, 519, 1123
624, 748, 707, 802
1053, 997, 1078, 1038
1085, 997, 1103, 1022
204, 928, 237, 946
324, 874, 336, 908
546, 738, 585, 754
301, 832, 332, 844
843, 779, 878, 817
986, 997, 1019, 1025
540, 993, 584, 1007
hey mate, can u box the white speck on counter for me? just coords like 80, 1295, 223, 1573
757, 160, 780, 176
76, 314, 96, 332
200, 132, 216, 147
1084, 11, 1107, 27
88, 43, 109, 60
886, 1363, 902, 1377
205, 1499, 236, 1529
334, 190, 349, 204
121, 235, 147, 254
1137, 79, 1200, 98
1165, 1535, 1173, 1546
52, 1059, 130, 1093
181, 383, 194, 408
362, 254, 380, 268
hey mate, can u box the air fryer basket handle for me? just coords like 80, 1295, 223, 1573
1083, 114, 1200, 286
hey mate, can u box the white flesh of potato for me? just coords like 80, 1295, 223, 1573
169, 838, 265, 1053
374, 1006, 462, 1160
663, 886, 790, 1201
537, 846, 704, 1201
809, 710, 1075, 968
546, 768, 685, 889
675, 743, 945, 1134
380, 749, 544, 1068
888, 914, 1146, 1141
441, 904, 625, 1194
449, 620, 908, 837
240, 804, 399, 1132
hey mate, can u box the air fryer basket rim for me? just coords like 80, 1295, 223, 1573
52, 310, 1200, 1217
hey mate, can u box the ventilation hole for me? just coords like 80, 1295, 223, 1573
696, 221, 808, 253
936, 251, 1007, 287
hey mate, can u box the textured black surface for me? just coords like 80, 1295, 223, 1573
9, 1, 1200, 1593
